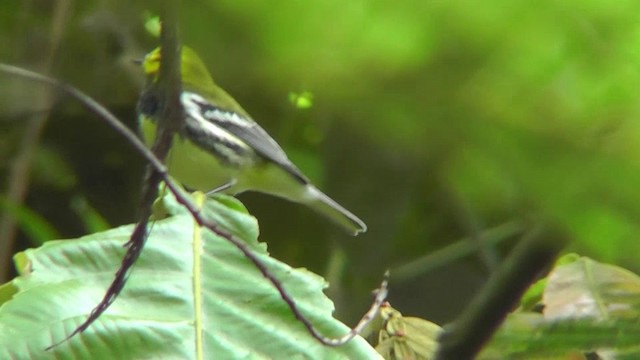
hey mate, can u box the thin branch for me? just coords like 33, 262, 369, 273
0, 64, 167, 175
390, 221, 524, 283
434, 224, 569, 359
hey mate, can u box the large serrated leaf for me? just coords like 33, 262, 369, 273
0, 194, 380, 359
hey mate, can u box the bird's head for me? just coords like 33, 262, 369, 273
138, 45, 249, 116
140, 46, 215, 90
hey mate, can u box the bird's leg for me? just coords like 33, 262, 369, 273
206, 179, 237, 195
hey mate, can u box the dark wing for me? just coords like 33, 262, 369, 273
182, 92, 309, 184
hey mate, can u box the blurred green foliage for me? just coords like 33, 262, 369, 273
2, 0, 640, 326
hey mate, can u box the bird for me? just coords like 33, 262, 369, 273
137, 46, 366, 235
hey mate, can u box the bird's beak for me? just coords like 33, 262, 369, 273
132, 58, 143, 65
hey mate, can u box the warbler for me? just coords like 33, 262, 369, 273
137, 46, 366, 235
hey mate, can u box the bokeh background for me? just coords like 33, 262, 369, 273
2, 0, 640, 326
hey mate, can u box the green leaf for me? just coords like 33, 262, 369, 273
543, 256, 640, 320
519, 253, 581, 311
481, 257, 640, 358
374, 304, 441, 360
0, 194, 380, 359
480, 315, 640, 359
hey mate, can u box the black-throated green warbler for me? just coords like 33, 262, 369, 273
137, 46, 366, 235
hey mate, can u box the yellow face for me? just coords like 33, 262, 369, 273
141, 47, 162, 77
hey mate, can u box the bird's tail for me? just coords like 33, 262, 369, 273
301, 185, 367, 236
